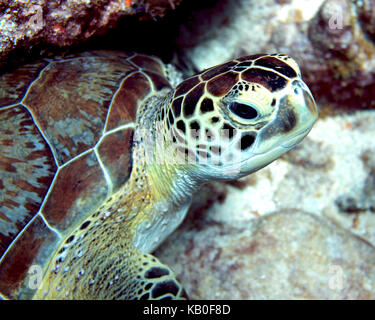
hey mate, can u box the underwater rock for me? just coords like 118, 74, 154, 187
336, 149, 375, 214
156, 210, 375, 299
307, 0, 375, 110
0, 0, 180, 69
175, 0, 375, 111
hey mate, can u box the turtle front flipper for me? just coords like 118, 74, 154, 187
110, 249, 188, 300
34, 235, 187, 300
89, 248, 188, 300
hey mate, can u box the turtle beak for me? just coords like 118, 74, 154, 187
294, 80, 318, 131
280, 81, 318, 149
252, 79, 318, 154
301, 84, 318, 118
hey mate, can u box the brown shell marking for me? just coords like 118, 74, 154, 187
254, 56, 297, 78
0, 60, 49, 107
241, 68, 288, 92
144, 71, 171, 91
0, 215, 60, 299
172, 97, 183, 118
23, 56, 135, 166
0, 106, 57, 257
201, 61, 238, 81
174, 76, 200, 98
206, 71, 239, 96
183, 82, 205, 118
40, 150, 109, 231
105, 72, 151, 132
128, 54, 165, 76
97, 128, 134, 191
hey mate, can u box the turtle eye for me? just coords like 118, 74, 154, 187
228, 102, 258, 120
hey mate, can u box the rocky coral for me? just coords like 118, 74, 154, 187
0, 0, 180, 70
307, 0, 375, 110
336, 149, 375, 214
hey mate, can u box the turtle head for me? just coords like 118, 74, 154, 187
164, 54, 318, 181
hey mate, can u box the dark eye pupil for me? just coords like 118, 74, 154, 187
229, 102, 258, 120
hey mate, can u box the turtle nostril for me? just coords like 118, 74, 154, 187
292, 79, 306, 93
292, 80, 318, 117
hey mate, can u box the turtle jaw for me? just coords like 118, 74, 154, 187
280, 125, 314, 149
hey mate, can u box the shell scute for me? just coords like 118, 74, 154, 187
41, 150, 108, 232
128, 54, 165, 76
23, 56, 136, 166
105, 72, 151, 132
0, 60, 49, 108
143, 70, 171, 91
72, 50, 130, 61
97, 128, 134, 192
0, 215, 60, 299
0, 105, 57, 257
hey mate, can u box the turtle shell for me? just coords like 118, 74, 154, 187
0, 50, 171, 299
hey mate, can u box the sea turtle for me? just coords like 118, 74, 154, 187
0, 50, 317, 300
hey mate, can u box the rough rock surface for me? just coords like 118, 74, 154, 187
175, 0, 375, 111
156, 210, 375, 299
0, 0, 180, 69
